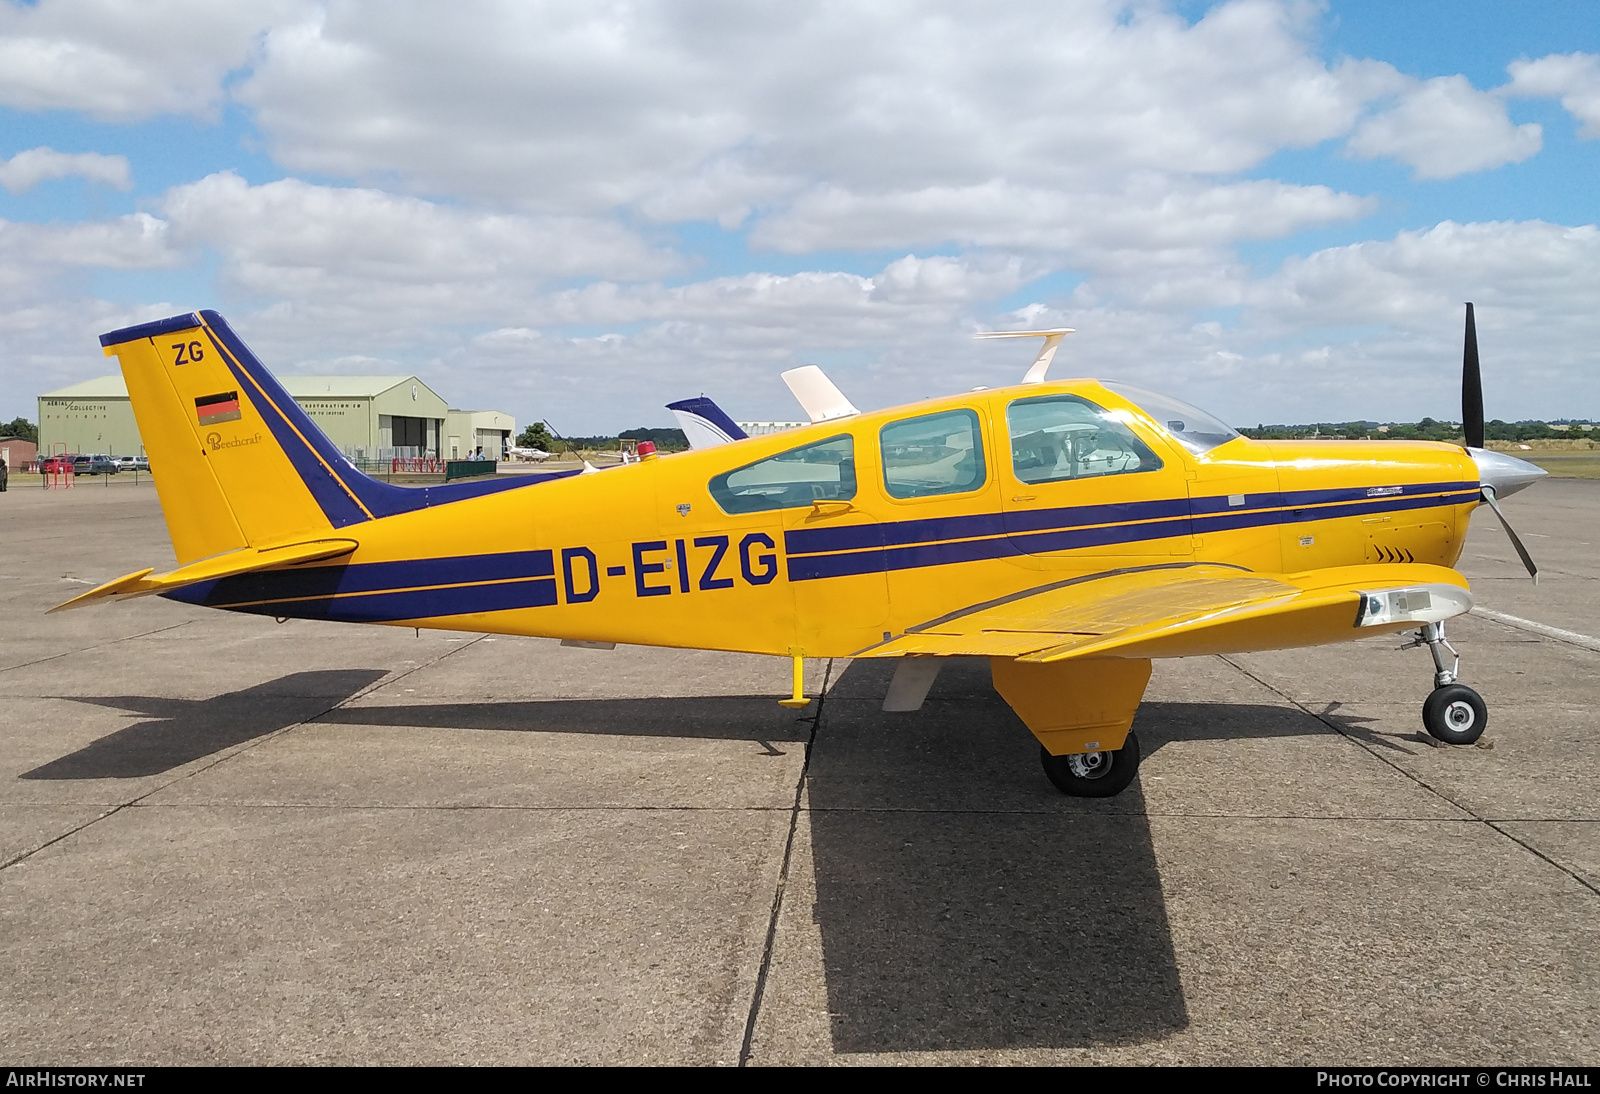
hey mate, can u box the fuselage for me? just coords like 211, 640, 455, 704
165, 378, 1484, 658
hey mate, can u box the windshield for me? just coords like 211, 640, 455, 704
1101, 381, 1240, 455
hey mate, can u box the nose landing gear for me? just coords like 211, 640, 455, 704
1405, 621, 1487, 745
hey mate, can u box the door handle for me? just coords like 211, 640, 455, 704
809, 500, 856, 517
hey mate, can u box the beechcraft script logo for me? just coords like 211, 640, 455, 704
195, 391, 241, 426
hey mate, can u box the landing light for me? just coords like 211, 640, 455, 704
1355, 585, 1472, 628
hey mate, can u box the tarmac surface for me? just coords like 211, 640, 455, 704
1, 478, 1595, 1065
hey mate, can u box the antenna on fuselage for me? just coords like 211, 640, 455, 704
974, 328, 1075, 384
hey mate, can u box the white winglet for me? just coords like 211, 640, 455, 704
781, 365, 859, 423
975, 328, 1075, 384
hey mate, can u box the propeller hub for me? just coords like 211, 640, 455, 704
1469, 447, 1548, 499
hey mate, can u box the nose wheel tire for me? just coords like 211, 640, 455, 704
1422, 684, 1487, 745
1040, 731, 1141, 798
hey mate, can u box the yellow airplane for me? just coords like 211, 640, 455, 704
60, 306, 1545, 798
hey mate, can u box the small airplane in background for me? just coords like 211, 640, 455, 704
61, 305, 1544, 797
505, 445, 552, 463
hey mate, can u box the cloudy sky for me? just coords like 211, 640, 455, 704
1, 0, 1596, 432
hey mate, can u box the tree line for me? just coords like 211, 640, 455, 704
1239, 418, 1593, 442
515, 423, 689, 453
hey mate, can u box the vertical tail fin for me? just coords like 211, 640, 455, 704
100, 310, 577, 565
102, 312, 347, 562
666, 396, 748, 449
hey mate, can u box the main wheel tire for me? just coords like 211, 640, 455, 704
1040, 731, 1141, 798
1423, 684, 1487, 745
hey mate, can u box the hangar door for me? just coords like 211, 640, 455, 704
382, 414, 435, 456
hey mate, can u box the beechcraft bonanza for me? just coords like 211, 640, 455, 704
62, 306, 1545, 797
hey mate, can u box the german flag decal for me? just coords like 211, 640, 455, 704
196, 391, 242, 426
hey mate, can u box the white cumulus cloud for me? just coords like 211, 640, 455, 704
0, 147, 132, 193
1505, 52, 1600, 139
0, 0, 304, 120
1346, 74, 1541, 179
231, 0, 1391, 240
158, 171, 679, 321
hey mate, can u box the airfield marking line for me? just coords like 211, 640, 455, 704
739, 656, 833, 1068
1470, 607, 1600, 654
0, 620, 193, 676
1218, 655, 1600, 900
0, 633, 490, 875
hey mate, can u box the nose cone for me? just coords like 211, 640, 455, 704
1470, 446, 1548, 499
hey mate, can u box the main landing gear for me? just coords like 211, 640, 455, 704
1040, 731, 1142, 798
1405, 621, 1487, 745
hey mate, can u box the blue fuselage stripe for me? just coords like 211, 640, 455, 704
170, 578, 560, 623
783, 484, 1477, 582
161, 549, 559, 621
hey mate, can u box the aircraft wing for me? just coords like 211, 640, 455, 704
863, 562, 1471, 661
49, 539, 359, 612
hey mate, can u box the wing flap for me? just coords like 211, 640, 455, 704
876, 630, 1088, 658
871, 562, 1471, 661
49, 538, 359, 612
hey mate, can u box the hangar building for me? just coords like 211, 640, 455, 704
445, 409, 515, 460
38, 375, 514, 461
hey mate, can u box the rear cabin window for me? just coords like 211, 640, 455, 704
879, 409, 986, 499
1007, 395, 1162, 484
708, 434, 856, 514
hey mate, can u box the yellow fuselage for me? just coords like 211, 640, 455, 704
174, 380, 1479, 659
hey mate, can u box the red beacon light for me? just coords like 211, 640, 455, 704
636, 440, 658, 460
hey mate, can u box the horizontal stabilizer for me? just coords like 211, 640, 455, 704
974, 328, 1075, 384
667, 397, 748, 449
781, 365, 859, 424
50, 538, 359, 612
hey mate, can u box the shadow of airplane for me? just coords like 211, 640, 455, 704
21, 669, 389, 780
317, 694, 812, 744
799, 657, 1391, 1053
805, 657, 1188, 1051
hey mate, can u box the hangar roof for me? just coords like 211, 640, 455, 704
40, 374, 441, 402
280, 376, 416, 398
40, 376, 129, 399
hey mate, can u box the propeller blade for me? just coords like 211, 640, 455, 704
1463, 302, 1484, 449
1480, 485, 1539, 584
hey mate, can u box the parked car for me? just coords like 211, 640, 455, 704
0, 458, 7, 491
72, 454, 118, 475
115, 456, 138, 472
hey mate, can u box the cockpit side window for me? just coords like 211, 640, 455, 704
879, 408, 987, 499
1006, 394, 1163, 484
708, 434, 856, 514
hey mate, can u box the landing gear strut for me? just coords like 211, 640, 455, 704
1405, 621, 1487, 745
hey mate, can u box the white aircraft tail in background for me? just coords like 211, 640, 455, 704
667, 396, 749, 449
